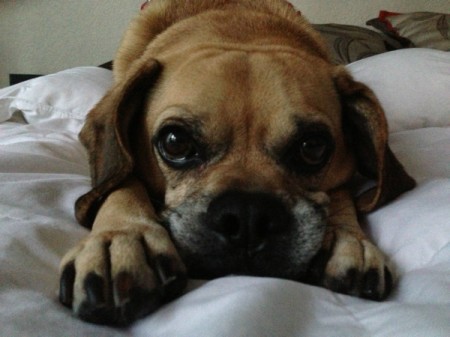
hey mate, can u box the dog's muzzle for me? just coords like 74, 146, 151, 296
164, 190, 327, 280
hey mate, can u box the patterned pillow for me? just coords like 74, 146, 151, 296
314, 24, 403, 64
367, 11, 450, 51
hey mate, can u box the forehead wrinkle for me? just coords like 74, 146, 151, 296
151, 47, 338, 162
166, 49, 251, 115
246, 52, 303, 150
199, 49, 254, 157
248, 51, 340, 142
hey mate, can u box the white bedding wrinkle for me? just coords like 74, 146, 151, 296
347, 49, 450, 133
1, 53, 450, 336
0, 67, 112, 123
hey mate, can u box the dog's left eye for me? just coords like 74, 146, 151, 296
295, 133, 333, 172
156, 126, 202, 168
281, 127, 334, 175
300, 137, 329, 166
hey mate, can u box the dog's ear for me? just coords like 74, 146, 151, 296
75, 59, 162, 228
334, 66, 415, 212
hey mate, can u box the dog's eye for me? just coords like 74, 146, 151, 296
300, 137, 329, 166
156, 126, 201, 168
281, 128, 334, 175
294, 133, 333, 173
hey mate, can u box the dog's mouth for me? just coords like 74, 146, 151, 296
162, 190, 327, 281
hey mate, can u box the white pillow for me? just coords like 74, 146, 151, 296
347, 48, 450, 133
0, 67, 112, 123
2, 50, 448, 131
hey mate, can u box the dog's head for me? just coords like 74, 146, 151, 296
76, 0, 415, 280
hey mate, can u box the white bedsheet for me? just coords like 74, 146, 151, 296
1, 51, 450, 336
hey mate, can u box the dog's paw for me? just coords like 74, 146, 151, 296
59, 227, 187, 325
307, 229, 394, 301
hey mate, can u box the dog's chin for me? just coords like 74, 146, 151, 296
176, 243, 317, 281
162, 194, 327, 281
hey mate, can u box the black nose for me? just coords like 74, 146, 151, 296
205, 191, 292, 255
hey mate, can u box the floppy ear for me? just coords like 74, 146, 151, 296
334, 66, 415, 212
75, 59, 162, 228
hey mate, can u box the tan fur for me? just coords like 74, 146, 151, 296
59, 0, 415, 325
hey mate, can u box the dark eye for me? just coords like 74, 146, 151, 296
156, 126, 202, 168
280, 127, 334, 175
300, 136, 329, 166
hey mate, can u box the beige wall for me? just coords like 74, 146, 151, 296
293, 0, 448, 25
0, 0, 141, 88
1, 0, 448, 87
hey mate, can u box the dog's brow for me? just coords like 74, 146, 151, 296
152, 117, 204, 145
275, 118, 331, 147
153, 105, 203, 128
152, 106, 208, 140
293, 119, 332, 134
274, 119, 335, 174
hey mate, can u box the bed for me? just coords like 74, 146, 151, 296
1, 12, 450, 337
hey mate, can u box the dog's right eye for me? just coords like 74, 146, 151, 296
280, 123, 334, 175
156, 126, 202, 169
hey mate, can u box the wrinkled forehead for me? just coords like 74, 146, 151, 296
148, 47, 341, 137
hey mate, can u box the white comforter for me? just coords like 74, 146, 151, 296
1, 49, 449, 337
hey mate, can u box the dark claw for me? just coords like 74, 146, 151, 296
305, 249, 332, 286
154, 255, 188, 301
361, 267, 393, 301
114, 271, 135, 305
77, 300, 116, 326
384, 266, 393, 298
77, 273, 114, 325
327, 268, 359, 295
59, 262, 76, 308
84, 272, 107, 305
361, 268, 380, 300
155, 255, 178, 286
113, 271, 163, 325
116, 285, 162, 326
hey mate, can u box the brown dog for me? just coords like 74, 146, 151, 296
59, 0, 415, 325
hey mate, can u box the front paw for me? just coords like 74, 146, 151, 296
307, 229, 394, 301
59, 227, 187, 325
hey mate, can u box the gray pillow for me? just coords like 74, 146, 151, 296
314, 24, 404, 64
